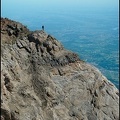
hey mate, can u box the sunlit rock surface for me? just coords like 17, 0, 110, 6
1, 18, 119, 120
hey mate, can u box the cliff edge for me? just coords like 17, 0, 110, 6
1, 18, 119, 120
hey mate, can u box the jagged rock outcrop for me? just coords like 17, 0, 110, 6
1, 18, 119, 120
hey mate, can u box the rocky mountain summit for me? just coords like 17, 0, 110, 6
1, 18, 119, 120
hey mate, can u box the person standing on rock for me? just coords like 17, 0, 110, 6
42, 25, 44, 31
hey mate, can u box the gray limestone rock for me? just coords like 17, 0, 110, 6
1, 18, 119, 120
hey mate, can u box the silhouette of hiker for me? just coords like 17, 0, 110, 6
42, 25, 44, 31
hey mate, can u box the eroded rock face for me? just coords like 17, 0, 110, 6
1, 18, 119, 120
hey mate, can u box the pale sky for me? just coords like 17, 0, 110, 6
2, 0, 118, 11
1, 0, 119, 19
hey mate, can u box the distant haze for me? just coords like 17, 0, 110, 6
2, 0, 119, 17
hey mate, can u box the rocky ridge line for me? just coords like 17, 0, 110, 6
1, 18, 119, 120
